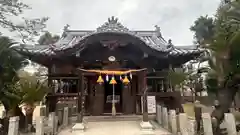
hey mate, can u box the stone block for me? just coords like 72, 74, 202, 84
178, 113, 188, 135
202, 113, 213, 135
54, 116, 58, 133
48, 112, 56, 134
188, 119, 196, 135
72, 123, 86, 134
156, 105, 162, 125
169, 110, 177, 134
36, 116, 44, 135
162, 107, 169, 129
8, 116, 19, 135
140, 121, 153, 131
224, 113, 237, 135
63, 107, 69, 127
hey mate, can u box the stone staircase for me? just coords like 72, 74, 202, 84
83, 115, 142, 122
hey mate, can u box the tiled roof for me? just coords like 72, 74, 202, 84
52, 30, 170, 52
13, 17, 203, 57
169, 46, 203, 56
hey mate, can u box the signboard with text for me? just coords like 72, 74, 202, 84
147, 96, 156, 113
141, 96, 156, 114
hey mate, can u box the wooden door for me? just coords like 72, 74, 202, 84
122, 76, 136, 114
88, 75, 105, 116
104, 80, 122, 113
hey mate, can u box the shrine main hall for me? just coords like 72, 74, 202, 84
14, 17, 203, 127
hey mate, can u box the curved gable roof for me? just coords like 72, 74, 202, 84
13, 16, 203, 58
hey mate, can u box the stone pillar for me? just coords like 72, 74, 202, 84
57, 108, 63, 125
48, 112, 56, 134
36, 116, 44, 135
162, 107, 169, 129
54, 116, 58, 133
68, 107, 72, 124
188, 119, 196, 135
156, 105, 162, 125
63, 107, 69, 127
8, 116, 19, 135
169, 110, 177, 134
178, 113, 188, 135
202, 113, 213, 135
224, 113, 237, 135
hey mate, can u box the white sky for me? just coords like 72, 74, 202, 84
1, 0, 221, 45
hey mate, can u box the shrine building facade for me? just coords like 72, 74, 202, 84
14, 17, 203, 117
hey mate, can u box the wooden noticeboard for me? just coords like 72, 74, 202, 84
147, 96, 156, 113
141, 96, 156, 114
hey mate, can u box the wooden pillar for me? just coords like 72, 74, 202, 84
139, 70, 153, 131
92, 83, 104, 115
72, 70, 86, 132
142, 70, 149, 122
46, 66, 57, 114
46, 94, 57, 113
47, 66, 53, 88
136, 73, 143, 114
77, 72, 84, 123
168, 64, 173, 92
122, 84, 134, 114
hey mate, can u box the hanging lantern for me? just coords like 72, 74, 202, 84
122, 76, 130, 85
97, 75, 104, 84
109, 76, 117, 84
106, 75, 109, 81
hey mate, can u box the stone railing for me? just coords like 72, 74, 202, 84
5, 105, 77, 135
156, 104, 238, 135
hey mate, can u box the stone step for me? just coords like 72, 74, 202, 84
83, 115, 142, 122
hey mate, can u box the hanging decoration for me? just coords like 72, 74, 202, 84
97, 75, 104, 84
109, 76, 117, 84
78, 68, 146, 84
120, 75, 122, 81
122, 75, 130, 85
106, 75, 109, 81
78, 68, 146, 75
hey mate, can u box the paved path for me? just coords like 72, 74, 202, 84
58, 121, 171, 135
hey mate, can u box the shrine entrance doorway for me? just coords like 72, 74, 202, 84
104, 79, 123, 114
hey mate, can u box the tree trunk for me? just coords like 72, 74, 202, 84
23, 103, 35, 132
25, 111, 35, 132
14, 106, 26, 130
211, 87, 238, 134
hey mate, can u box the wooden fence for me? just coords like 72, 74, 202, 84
156, 104, 239, 135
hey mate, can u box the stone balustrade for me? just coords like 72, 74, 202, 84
6, 106, 71, 135
156, 104, 239, 135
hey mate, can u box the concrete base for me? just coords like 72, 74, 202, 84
72, 123, 85, 133
140, 121, 153, 130
140, 130, 155, 135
